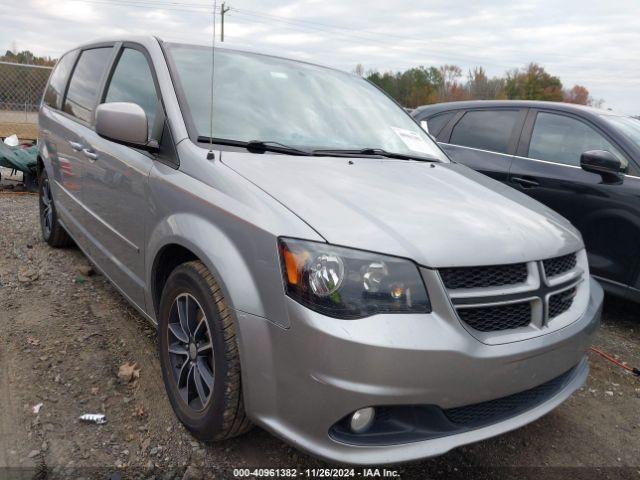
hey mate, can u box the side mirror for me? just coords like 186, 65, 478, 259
96, 102, 149, 147
580, 150, 623, 184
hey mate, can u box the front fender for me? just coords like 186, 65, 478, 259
144, 155, 325, 329
145, 212, 289, 327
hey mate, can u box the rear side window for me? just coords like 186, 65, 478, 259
529, 112, 626, 168
63, 47, 113, 123
104, 48, 159, 137
426, 112, 455, 138
43, 51, 77, 109
450, 110, 520, 154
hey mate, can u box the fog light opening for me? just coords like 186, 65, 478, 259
350, 407, 375, 433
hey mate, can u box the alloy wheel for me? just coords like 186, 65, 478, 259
40, 178, 53, 239
166, 293, 215, 412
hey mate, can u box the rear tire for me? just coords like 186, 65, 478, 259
158, 260, 252, 441
39, 169, 73, 248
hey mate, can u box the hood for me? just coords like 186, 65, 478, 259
221, 152, 583, 268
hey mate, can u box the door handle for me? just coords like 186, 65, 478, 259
511, 177, 540, 188
82, 149, 98, 161
68, 141, 83, 151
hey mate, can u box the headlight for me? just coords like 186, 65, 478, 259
278, 238, 431, 319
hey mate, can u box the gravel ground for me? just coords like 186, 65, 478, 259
0, 187, 639, 480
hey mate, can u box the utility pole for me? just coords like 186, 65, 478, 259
221, 2, 231, 42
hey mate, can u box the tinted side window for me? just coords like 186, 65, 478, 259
63, 47, 113, 123
529, 112, 626, 167
450, 110, 520, 154
426, 112, 455, 138
43, 51, 77, 109
105, 48, 159, 137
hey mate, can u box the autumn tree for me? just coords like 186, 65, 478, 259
438, 64, 468, 102
563, 85, 589, 105
362, 62, 601, 109
504, 63, 563, 101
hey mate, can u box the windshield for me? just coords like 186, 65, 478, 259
602, 115, 640, 146
165, 43, 447, 161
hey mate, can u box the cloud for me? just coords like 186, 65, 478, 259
263, 33, 324, 45
1, 0, 639, 114
31, 0, 101, 22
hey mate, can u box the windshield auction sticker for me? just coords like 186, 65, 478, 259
391, 126, 433, 154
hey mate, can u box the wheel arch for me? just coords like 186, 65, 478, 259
36, 155, 45, 182
145, 214, 283, 326
150, 242, 199, 320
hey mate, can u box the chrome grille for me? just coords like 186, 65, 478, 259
440, 263, 527, 290
543, 253, 577, 278
457, 302, 531, 332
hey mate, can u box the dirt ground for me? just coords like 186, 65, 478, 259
1, 189, 639, 480
0, 121, 38, 141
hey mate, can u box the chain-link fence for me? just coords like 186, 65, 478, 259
0, 61, 52, 125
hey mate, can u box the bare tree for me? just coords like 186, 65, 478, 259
467, 67, 505, 100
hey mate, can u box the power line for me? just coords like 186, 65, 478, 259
5, 0, 637, 67
229, 7, 636, 64
8, 0, 509, 68
227, 9, 516, 69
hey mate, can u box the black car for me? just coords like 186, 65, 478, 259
413, 100, 640, 302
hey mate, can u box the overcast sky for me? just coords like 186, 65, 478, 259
1, 0, 639, 114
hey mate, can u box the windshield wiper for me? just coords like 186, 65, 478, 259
197, 137, 312, 156
197, 138, 440, 161
311, 147, 440, 162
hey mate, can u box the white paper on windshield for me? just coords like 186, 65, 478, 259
391, 127, 433, 154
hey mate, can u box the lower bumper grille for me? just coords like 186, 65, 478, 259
444, 366, 576, 427
457, 302, 531, 332
330, 364, 581, 446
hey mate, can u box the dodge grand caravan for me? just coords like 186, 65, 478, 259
38, 37, 602, 465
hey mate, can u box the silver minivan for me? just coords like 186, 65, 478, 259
38, 36, 602, 465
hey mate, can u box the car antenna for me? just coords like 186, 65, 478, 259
206, 0, 217, 161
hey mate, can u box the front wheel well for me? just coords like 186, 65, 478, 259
151, 244, 199, 318
36, 156, 44, 182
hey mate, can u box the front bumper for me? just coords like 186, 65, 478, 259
236, 277, 603, 465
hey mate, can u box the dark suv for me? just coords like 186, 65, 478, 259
413, 100, 640, 302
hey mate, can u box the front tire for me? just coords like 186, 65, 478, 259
39, 169, 72, 248
158, 261, 251, 441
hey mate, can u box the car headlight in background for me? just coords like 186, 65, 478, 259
278, 238, 431, 319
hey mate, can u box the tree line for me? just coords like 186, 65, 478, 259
0, 49, 609, 113
1, 49, 56, 67
356, 63, 602, 109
